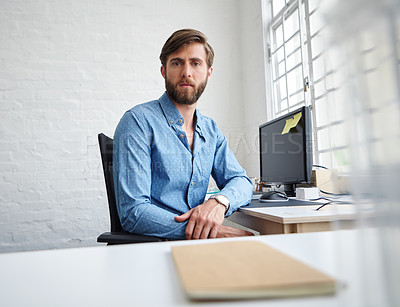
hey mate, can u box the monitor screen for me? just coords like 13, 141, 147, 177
259, 106, 312, 196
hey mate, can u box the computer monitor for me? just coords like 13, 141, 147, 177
259, 106, 312, 196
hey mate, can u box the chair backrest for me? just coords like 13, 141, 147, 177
98, 133, 122, 232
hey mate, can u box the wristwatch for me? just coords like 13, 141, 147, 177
210, 195, 230, 214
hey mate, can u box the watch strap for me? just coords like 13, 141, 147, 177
210, 195, 230, 214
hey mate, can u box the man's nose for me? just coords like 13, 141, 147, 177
181, 64, 192, 78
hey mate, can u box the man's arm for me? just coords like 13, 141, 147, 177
210, 130, 253, 215
113, 110, 187, 239
175, 126, 253, 239
216, 225, 254, 238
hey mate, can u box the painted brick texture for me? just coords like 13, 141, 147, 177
0, 0, 266, 252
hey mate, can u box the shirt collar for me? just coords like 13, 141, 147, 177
194, 109, 205, 138
159, 92, 185, 127
159, 92, 205, 138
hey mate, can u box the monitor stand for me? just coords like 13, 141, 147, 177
284, 184, 296, 197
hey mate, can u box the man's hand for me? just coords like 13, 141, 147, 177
216, 225, 255, 238
174, 199, 225, 239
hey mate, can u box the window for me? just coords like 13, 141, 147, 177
269, 0, 350, 171
268, 0, 400, 174
270, 0, 308, 117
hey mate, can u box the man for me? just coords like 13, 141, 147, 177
113, 29, 253, 240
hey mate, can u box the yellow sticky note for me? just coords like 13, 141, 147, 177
281, 112, 302, 134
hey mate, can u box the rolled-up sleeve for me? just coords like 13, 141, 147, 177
211, 128, 253, 216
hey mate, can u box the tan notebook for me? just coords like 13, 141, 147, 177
171, 240, 336, 300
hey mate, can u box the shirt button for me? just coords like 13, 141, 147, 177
180, 134, 184, 138
179, 119, 182, 123
170, 120, 173, 124
191, 182, 194, 186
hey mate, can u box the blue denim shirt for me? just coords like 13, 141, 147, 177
113, 92, 253, 239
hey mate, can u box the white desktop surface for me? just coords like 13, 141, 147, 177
240, 204, 356, 224
0, 230, 373, 307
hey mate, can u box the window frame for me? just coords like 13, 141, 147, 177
267, 0, 352, 170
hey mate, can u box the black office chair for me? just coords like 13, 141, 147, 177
97, 133, 164, 245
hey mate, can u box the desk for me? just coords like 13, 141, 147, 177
0, 230, 374, 306
229, 202, 356, 235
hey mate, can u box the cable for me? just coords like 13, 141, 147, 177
315, 202, 331, 211
312, 164, 329, 169
315, 199, 354, 211
320, 189, 350, 196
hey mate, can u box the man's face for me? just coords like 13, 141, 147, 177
161, 42, 213, 105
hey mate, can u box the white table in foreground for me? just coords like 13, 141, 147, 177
229, 203, 356, 235
0, 230, 371, 307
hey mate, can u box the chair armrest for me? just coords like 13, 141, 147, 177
97, 231, 164, 245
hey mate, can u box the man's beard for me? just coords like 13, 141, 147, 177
165, 77, 208, 105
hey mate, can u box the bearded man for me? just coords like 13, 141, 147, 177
113, 29, 253, 240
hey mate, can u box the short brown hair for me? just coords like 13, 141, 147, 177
160, 29, 214, 68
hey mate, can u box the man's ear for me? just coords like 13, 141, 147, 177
161, 66, 166, 79
207, 67, 213, 80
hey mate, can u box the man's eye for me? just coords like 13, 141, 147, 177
193, 62, 200, 66
172, 62, 181, 66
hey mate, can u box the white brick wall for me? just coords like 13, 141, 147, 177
0, 0, 267, 252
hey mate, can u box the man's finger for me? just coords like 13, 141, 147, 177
199, 223, 212, 239
185, 212, 197, 239
191, 215, 206, 239
174, 209, 193, 222
208, 224, 219, 239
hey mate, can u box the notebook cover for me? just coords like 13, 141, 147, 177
171, 240, 336, 300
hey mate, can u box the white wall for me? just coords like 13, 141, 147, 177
237, 0, 270, 176
0, 0, 268, 252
